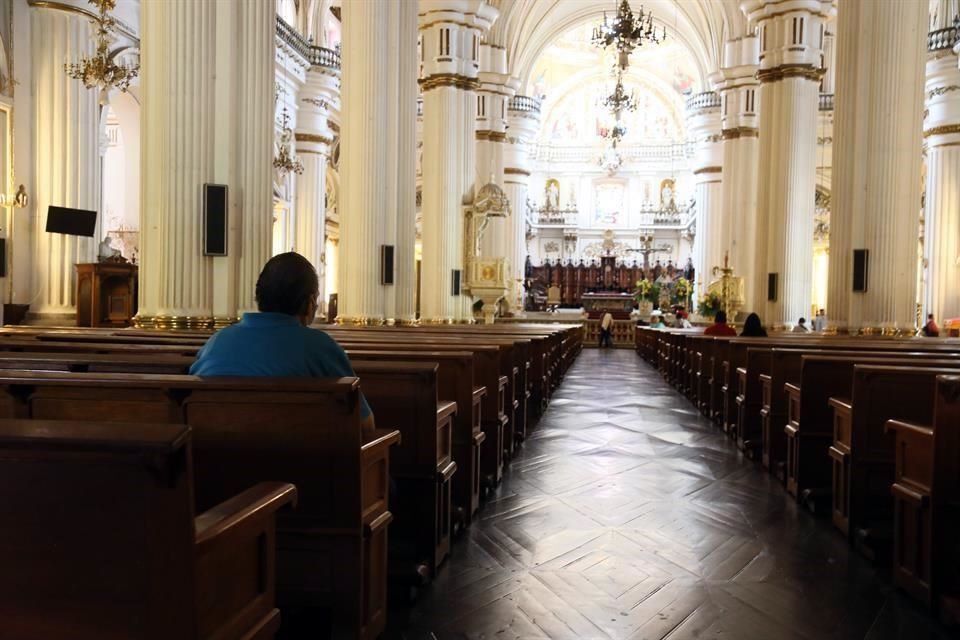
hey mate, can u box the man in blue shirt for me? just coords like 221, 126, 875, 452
190, 252, 374, 430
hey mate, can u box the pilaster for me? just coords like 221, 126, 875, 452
504, 96, 539, 314
827, 0, 926, 333
686, 92, 724, 298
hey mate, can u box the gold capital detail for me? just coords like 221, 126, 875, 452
756, 64, 823, 84
505, 167, 531, 176
721, 127, 759, 140
693, 166, 722, 175
295, 132, 333, 145
923, 124, 960, 138
419, 73, 480, 92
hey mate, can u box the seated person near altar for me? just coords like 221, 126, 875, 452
190, 251, 374, 431
704, 310, 737, 337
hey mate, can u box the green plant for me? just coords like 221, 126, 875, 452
697, 291, 722, 318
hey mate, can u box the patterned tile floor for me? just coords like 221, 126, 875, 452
385, 349, 953, 640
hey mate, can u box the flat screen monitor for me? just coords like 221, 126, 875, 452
46, 206, 98, 237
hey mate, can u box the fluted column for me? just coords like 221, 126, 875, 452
924, 32, 960, 322
827, 0, 926, 332
503, 97, 540, 314
477, 44, 512, 260
139, 0, 216, 325
419, 1, 498, 323
743, 0, 832, 328
717, 35, 761, 313
686, 93, 724, 298
338, 0, 417, 324
30, 6, 99, 318
235, 0, 276, 313
294, 69, 338, 320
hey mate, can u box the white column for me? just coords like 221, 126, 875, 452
294, 69, 338, 320
30, 6, 99, 318
139, 0, 276, 327
419, 1, 497, 323
477, 44, 512, 259
744, 0, 832, 328
235, 0, 276, 313
338, 0, 417, 324
686, 92, 724, 298
924, 34, 960, 322
717, 35, 761, 312
827, 0, 926, 332
503, 97, 539, 314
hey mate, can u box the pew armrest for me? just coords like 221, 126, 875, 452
195, 481, 298, 552
884, 419, 933, 438
363, 428, 402, 453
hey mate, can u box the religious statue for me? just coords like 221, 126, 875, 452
12, 184, 26, 208
98, 235, 124, 262
660, 178, 676, 210
545, 178, 560, 209
684, 257, 695, 281
653, 260, 662, 280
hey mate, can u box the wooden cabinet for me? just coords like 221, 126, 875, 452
75, 261, 138, 327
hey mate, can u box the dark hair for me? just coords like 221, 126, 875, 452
798, 317, 806, 324
741, 312, 767, 337
928, 314, 935, 320
715, 310, 727, 324
255, 252, 319, 315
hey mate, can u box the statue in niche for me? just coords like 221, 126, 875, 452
545, 178, 560, 209
12, 184, 27, 208
660, 178, 676, 211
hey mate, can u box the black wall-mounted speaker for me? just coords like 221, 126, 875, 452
451, 269, 461, 296
46, 206, 98, 237
767, 273, 778, 302
203, 184, 228, 256
381, 245, 395, 285
0, 238, 7, 278
852, 249, 869, 292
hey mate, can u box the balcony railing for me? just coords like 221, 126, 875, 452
685, 91, 721, 112
276, 17, 341, 70
533, 142, 692, 164
928, 26, 959, 52
818, 93, 834, 111
508, 95, 542, 114
417, 96, 423, 117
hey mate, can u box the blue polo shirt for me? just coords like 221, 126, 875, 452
189, 312, 371, 419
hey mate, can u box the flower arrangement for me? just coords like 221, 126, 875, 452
697, 291, 722, 318
635, 279, 652, 300
674, 277, 691, 300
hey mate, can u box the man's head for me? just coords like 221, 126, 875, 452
798, 317, 807, 325
818, 309, 825, 315
255, 252, 319, 325
928, 314, 935, 321
715, 310, 727, 324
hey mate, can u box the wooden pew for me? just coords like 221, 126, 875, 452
886, 375, 960, 622
0, 373, 397, 640
0, 419, 297, 640
828, 365, 960, 561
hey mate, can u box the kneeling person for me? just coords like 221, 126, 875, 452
190, 252, 374, 430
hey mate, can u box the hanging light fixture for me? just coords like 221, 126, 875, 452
591, 0, 666, 71
603, 73, 639, 115
64, 0, 139, 104
273, 91, 304, 176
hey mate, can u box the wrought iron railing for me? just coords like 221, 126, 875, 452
818, 93, 834, 111
508, 95, 542, 114
928, 25, 959, 51
685, 91, 721, 112
276, 17, 341, 70
534, 142, 693, 163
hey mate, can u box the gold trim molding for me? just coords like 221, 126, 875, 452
756, 64, 823, 84
295, 132, 333, 145
476, 130, 506, 142
504, 167, 531, 176
693, 166, 722, 175
133, 315, 218, 330
335, 316, 388, 326
419, 73, 480, 92
923, 124, 960, 138
722, 127, 759, 140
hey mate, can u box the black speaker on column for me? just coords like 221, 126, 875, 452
767, 273, 778, 302
203, 184, 228, 256
451, 269, 461, 296
852, 249, 869, 292
0, 238, 7, 278
381, 245, 395, 285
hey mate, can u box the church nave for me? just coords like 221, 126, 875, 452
391, 350, 952, 640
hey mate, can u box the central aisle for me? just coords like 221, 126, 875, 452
390, 349, 947, 640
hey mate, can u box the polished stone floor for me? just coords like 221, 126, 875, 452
387, 349, 952, 640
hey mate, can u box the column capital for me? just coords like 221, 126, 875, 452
925, 53, 960, 144
418, 1, 498, 89
743, 0, 833, 77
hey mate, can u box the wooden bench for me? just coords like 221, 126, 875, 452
829, 365, 960, 561
0, 419, 297, 640
0, 372, 397, 640
886, 375, 960, 622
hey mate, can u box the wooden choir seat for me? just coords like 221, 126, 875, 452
0, 419, 296, 640
0, 373, 398, 640
886, 375, 960, 623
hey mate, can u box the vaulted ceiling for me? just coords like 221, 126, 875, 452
488, 0, 750, 91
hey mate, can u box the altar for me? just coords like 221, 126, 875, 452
581, 292, 635, 317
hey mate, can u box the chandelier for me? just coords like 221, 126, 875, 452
603, 74, 638, 114
591, 0, 666, 70
597, 146, 623, 176
64, 0, 139, 104
273, 102, 304, 176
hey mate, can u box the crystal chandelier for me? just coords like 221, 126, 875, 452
603, 74, 638, 114
64, 0, 139, 104
273, 103, 304, 176
591, 0, 666, 70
